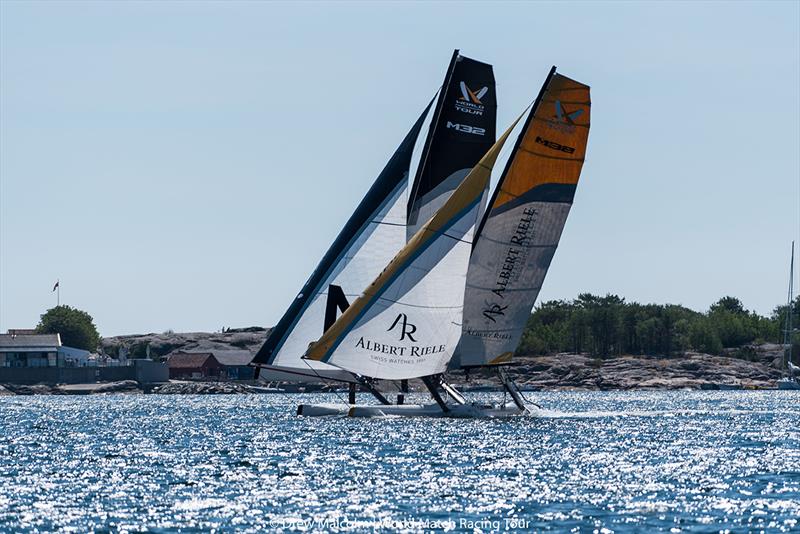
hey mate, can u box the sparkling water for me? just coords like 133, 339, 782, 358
0, 391, 798, 532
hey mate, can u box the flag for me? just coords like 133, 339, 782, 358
52, 280, 59, 292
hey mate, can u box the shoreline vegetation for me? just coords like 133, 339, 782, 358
3, 294, 796, 396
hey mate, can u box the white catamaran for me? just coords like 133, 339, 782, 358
252, 57, 592, 417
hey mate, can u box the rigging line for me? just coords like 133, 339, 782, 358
370, 221, 408, 227
301, 358, 351, 407
419, 225, 475, 244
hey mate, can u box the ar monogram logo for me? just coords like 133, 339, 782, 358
388, 313, 417, 342
482, 303, 508, 323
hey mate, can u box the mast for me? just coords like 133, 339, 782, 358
784, 241, 795, 375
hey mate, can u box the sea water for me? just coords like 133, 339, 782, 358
0, 391, 798, 532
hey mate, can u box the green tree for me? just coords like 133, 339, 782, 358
709, 296, 746, 315
36, 305, 100, 352
689, 318, 723, 354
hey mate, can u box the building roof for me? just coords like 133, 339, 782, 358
6, 329, 37, 335
167, 352, 217, 369
209, 350, 253, 367
0, 333, 61, 349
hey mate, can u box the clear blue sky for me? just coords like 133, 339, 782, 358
1, 1, 798, 336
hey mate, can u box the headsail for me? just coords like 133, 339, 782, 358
407, 50, 497, 239
249, 104, 432, 381
304, 120, 521, 380
458, 68, 591, 368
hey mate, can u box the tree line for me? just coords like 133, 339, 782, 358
517, 294, 800, 358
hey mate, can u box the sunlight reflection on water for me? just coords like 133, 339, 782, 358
0, 391, 798, 532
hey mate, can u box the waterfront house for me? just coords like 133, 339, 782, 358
211, 350, 256, 380
0, 333, 91, 368
167, 352, 224, 379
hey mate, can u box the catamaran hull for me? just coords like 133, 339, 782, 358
297, 401, 534, 418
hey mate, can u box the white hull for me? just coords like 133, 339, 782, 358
297, 401, 534, 418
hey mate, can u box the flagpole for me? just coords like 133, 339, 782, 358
57, 282, 60, 307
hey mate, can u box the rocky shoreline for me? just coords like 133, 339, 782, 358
1, 332, 790, 395
0, 350, 789, 396
496, 351, 782, 391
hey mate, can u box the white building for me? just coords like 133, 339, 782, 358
0, 333, 92, 368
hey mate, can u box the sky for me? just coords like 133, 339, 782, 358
1, 1, 798, 336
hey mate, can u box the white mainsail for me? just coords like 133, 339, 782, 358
249, 104, 433, 381
252, 51, 498, 382
304, 120, 521, 380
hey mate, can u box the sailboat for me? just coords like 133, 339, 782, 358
249, 51, 497, 399
777, 241, 799, 390
299, 67, 592, 417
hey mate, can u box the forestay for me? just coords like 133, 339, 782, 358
457, 68, 591, 368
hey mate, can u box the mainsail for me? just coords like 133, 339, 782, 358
407, 50, 497, 239
250, 51, 497, 381
249, 106, 431, 381
304, 121, 521, 380
458, 67, 591, 368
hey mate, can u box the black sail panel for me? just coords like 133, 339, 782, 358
406, 50, 497, 238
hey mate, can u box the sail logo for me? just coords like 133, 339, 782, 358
545, 100, 584, 133
446, 121, 485, 136
535, 136, 575, 154
491, 207, 537, 299
388, 313, 417, 342
482, 303, 508, 323
455, 81, 488, 116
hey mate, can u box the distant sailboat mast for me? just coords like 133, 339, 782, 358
783, 241, 795, 376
